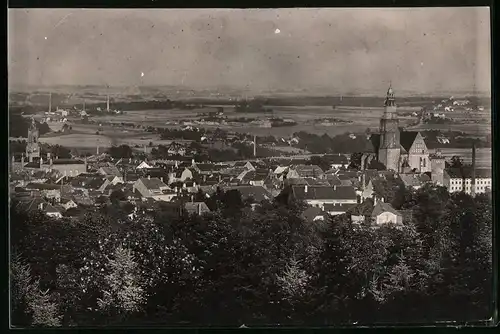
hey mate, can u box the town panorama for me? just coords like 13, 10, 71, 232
8, 7, 493, 328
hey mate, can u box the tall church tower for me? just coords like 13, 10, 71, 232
26, 117, 40, 162
378, 85, 400, 171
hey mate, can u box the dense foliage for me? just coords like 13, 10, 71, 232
9, 114, 51, 138
10, 185, 492, 327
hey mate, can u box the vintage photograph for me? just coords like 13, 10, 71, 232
8, 8, 492, 327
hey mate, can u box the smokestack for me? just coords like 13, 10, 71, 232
48, 92, 52, 113
253, 135, 257, 157
107, 94, 110, 112
471, 143, 476, 196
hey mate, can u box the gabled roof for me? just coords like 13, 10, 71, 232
323, 203, 357, 213
445, 167, 491, 179
324, 154, 349, 165
234, 161, 248, 167
23, 162, 41, 168
400, 131, 419, 152
399, 173, 431, 187
290, 164, 324, 178
25, 183, 61, 190
184, 202, 211, 215
224, 185, 272, 202
301, 206, 326, 223
99, 166, 122, 177
136, 161, 152, 169
138, 177, 168, 190
241, 169, 269, 182
371, 201, 401, 218
195, 163, 221, 172
292, 185, 357, 201
52, 159, 85, 165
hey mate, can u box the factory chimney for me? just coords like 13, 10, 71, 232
106, 94, 110, 113
471, 142, 476, 196
253, 135, 257, 157
48, 92, 52, 114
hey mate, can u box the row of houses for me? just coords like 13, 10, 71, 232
10, 149, 491, 227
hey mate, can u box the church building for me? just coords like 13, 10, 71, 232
26, 118, 41, 162
364, 86, 431, 173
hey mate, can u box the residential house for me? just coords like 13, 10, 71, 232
193, 163, 223, 176
133, 177, 177, 202
167, 142, 187, 156
238, 169, 271, 186
323, 203, 358, 216
183, 202, 211, 216
98, 175, 124, 193
60, 198, 78, 211
301, 206, 328, 223
98, 165, 123, 179
371, 201, 403, 226
168, 167, 194, 184
25, 183, 62, 201
46, 158, 88, 177
399, 173, 431, 190
136, 161, 153, 169
290, 185, 357, 209
233, 161, 257, 171
286, 165, 324, 179
224, 185, 273, 204
325, 154, 349, 169
221, 166, 248, 178
16, 197, 63, 219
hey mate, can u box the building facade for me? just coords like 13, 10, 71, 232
26, 118, 41, 162
370, 86, 430, 173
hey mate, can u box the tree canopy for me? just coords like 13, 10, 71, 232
10, 185, 492, 327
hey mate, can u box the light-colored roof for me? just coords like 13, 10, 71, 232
139, 177, 168, 190
371, 201, 401, 218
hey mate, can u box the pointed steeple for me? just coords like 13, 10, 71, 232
384, 83, 396, 107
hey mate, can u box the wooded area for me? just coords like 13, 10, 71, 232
10, 184, 492, 327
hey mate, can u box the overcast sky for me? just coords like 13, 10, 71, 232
8, 8, 491, 94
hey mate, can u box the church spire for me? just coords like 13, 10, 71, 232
384, 83, 396, 107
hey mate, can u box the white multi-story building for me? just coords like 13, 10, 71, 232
443, 168, 492, 195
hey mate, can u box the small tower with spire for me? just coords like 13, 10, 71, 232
26, 117, 41, 162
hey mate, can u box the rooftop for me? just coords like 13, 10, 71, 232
445, 167, 491, 179
52, 159, 85, 165
139, 177, 169, 190
292, 185, 357, 201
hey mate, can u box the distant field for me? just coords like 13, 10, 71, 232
34, 103, 491, 153
87, 106, 420, 137
434, 148, 491, 167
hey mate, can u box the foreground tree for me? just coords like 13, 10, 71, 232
11, 253, 62, 327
